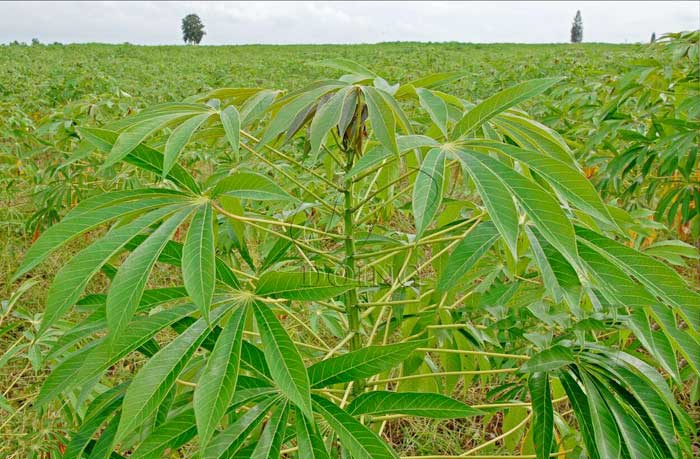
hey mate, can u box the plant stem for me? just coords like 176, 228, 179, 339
343, 144, 363, 392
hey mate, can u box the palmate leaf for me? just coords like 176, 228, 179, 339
416, 88, 449, 137
455, 149, 519, 257
457, 150, 579, 267
252, 301, 312, 419
36, 303, 197, 407
220, 105, 241, 158
528, 372, 553, 459
13, 189, 187, 280
468, 140, 616, 226
39, 204, 185, 335
115, 304, 231, 442
576, 226, 700, 328
413, 147, 445, 238
308, 340, 426, 387
250, 402, 289, 459
558, 371, 601, 459
106, 207, 192, 336
79, 126, 201, 193
582, 352, 686, 457
63, 386, 124, 459
295, 407, 330, 459
452, 77, 563, 139
130, 409, 197, 459
212, 171, 295, 201
313, 395, 398, 459
87, 412, 121, 459
310, 86, 353, 157
580, 371, 622, 459
163, 112, 213, 177
647, 305, 700, 377
105, 111, 206, 168
596, 379, 667, 459
347, 391, 482, 418
362, 86, 399, 155
126, 236, 240, 290
492, 112, 576, 164
437, 221, 500, 292
520, 345, 575, 373
183, 203, 216, 321
314, 58, 378, 79
194, 304, 247, 449
259, 83, 346, 147
255, 272, 358, 302
203, 397, 279, 459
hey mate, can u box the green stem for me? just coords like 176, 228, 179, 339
343, 112, 364, 394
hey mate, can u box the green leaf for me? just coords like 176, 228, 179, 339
580, 371, 621, 459
256, 271, 358, 302
87, 412, 121, 459
37, 303, 197, 408
559, 371, 600, 459
40, 204, 183, 335
240, 90, 279, 126
194, 305, 247, 448
63, 386, 124, 459
492, 112, 575, 164
347, 391, 483, 418
416, 88, 448, 137
413, 148, 446, 238
576, 226, 700, 328
313, 395, 398, 459
310, 86, 352, 157
437, 221, 499, 292
295, 408, 330, 459
470, 141, 615, 226
163, 112, 212, 177
455, 150, 519, 257
528, 372, 553, 459
627, 308, 680, 383
212, 171, 295, 201
13, 189, 186, 280
520, 345, 575, 373
250, 402, 289, 459
106, 208, 191, 335
203, 397, 279, 459
79, 126, 200, 193
130, 409, 197, 459
308, 340, 426, 388
459, 150, 579, 267
363, 86, 399, 155
252, 301, 312, 419
452, 78, 562, 139
183, 203, 216, 321
105, 112, 199, 168
116, 305, 229, 442
596, 379, 665, 459
220, 105, 241, 158
314, 58, 378, 79
260, 84, 343, 146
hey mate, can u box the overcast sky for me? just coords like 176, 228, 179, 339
1, 1, 698, 45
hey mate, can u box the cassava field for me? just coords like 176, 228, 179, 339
1, 34, 698, 459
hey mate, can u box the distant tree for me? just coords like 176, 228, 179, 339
31, 38, 40, 46
181, 14, 206, 45
650, 32, 656, 43
570, 10, 583, 43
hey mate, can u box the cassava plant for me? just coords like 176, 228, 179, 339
15, 59, 699, 458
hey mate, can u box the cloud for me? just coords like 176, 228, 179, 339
1, 1, 697, 45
